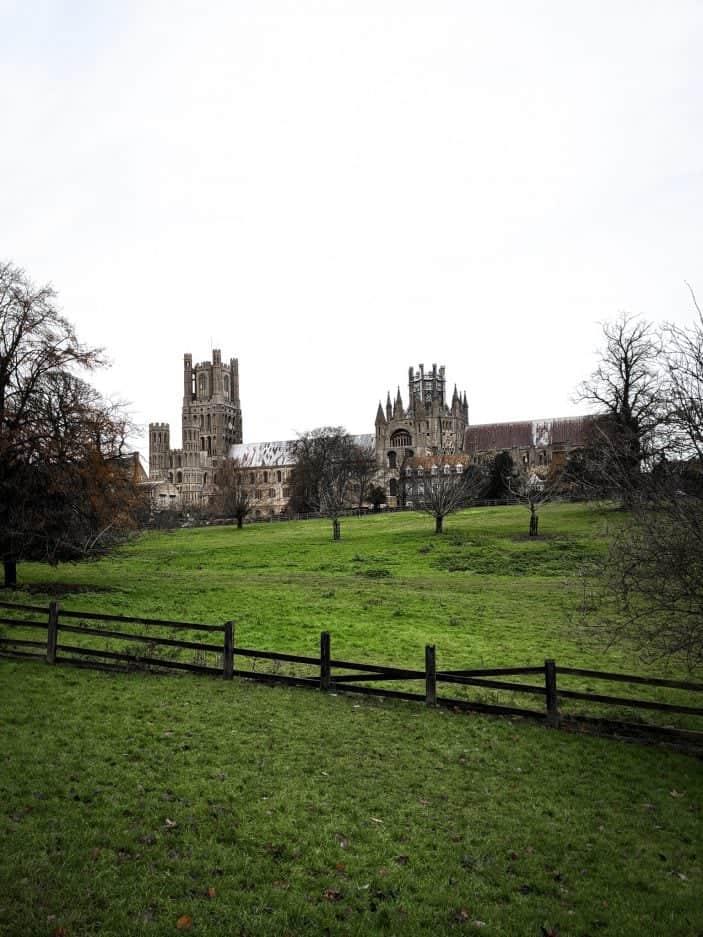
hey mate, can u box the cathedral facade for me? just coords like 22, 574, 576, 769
374, 363, 469, 506
148, 351, 592, 514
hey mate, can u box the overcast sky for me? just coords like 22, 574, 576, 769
2, 1, 702, 458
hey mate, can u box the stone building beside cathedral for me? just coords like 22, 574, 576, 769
148, 350, 594, 514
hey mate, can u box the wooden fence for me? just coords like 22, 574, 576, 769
1, 601, 702, 744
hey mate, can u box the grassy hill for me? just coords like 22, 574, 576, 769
6, 503, 626, 672
1, 504, 702, 935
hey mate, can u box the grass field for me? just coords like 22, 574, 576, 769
1, 660, 702, 937
2, 503, 630, 671
1, 504, 702, 935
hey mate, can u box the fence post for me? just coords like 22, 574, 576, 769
320, 631, 331, 691
425, 644, 437, 706
544, 659, 559, 726
46, 601, 59, 665
223, 621, 234, 680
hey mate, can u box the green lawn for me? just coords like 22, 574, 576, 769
1, 504, 702, 935
4, 503, 625, 672
1, 660, 701, 937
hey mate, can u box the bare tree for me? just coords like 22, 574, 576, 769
347, 441, 376, 511
213, 457, 255, 528
0, 261, 140, 586
579, 487, 703, 669
664, 284, 703, 464
575, 312, 665, 502
289, 427, 359, 539
411, 462, 485, 534
578, 291, 703, 668
506, 472, 551, 537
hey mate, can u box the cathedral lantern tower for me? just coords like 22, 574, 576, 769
374, 363, 469, 507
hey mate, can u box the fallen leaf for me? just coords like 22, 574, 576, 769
335, 862, 346, 872
165, 818, 177, 828
176, 915, 193, 930
669, 790, 685, 799
206, 886, 217, 898
454, 907, 470, 923
394, 855, 409, 866
378, 868, 389, 876
323, 887, 342, 901
334, 833, 348, 849
272, 880, 290, 890
419, 799, 430, 806
91, 847, 101, 862
370, 817, 383, 824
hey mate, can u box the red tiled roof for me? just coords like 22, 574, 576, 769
463, 416, 599, 452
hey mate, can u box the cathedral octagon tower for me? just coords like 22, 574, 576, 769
375, 363, 468, 506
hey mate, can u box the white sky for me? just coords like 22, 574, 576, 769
2, 1, 702, 458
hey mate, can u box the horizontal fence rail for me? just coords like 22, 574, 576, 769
1, 603, 702, 745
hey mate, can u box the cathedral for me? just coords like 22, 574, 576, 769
148, 350, 592, 514
374, 363, 469, 505
148, 350, 242, 510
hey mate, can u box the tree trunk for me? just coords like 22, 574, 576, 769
529, 509, 538, 537
3, 557, 17, 588
435, 514, 443, 535
237, 515, 243, 529
332, 519, 341, 541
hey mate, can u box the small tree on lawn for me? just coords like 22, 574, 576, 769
214, 457, 254, 528
413, 462, 485, 534
289, 427, 358, 539
507, 472, 551, 537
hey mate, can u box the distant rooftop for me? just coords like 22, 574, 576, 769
229, 434, 374, 467
464, 415, 598, 452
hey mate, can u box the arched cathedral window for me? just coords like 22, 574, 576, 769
391, 429, 412, 447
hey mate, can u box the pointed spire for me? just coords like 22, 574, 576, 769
394, 386, 403, 418
385, 391, 392, 422
452, 384, 459, 403
375, 401, 386, 425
